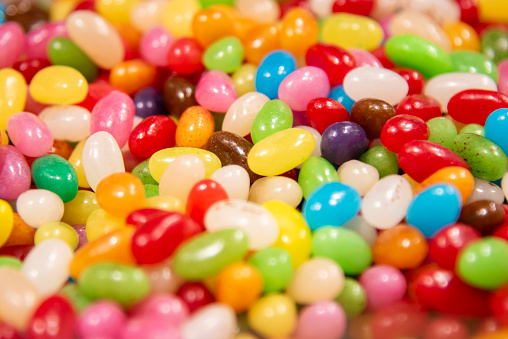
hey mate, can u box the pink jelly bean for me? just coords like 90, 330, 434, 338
6, 112, 54, 157
295, 301, 347, 339
129, 293, 189, 326
0, 145, 31, 200
498, 60, 508, 96
195, 70, 238, 113
25, 22, 68, 60
76, 301, 127, 339
359, 265, 407, 312
278, 66, 331, 111
140, 26, 174, 68
0, 22, 24, 69
121, 317, 181, 339
90, 91, 135, 148
349, 48, 383, 68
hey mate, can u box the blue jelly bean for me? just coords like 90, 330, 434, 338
485, 108, 508, 155
134, 87, 166, 119
321, 121, 369, 167
255, 50, 297, 100
0, 4, 5, 23
329, 85, 355, 113
303, 182, 361, 231
406, 183, 462, 238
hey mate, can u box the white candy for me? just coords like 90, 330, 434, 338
159, 155, 205, 205
16, 189, 64, 228
223, 92, 270, 137
39, 105, 91, 142
337, 160, 379, 196
467, 177, 505, 205
181, 304, 237, 339
248, 176, 303, 208
210, 165, 250, 201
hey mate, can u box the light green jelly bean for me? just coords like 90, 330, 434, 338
460, 123, 485, 137
0, 255, 22, 269
311, 226, 372, 275
173, 229, 249, 281
427, 117, 457, 149
203, 36, 244, 73
452, 133, 507, 181
144, 184, 159, 198
335, 277, 367, 318
59, 283, 92, 312
247, 247, 293, 294
298, 156, 339, 199
78, 263, 150, 308
450, 51, 498, 83
251, 100, 293, 144
132, 159, 158, 185
457, 237, 508, 290
359, 145, 398, 178
385, 34, 453, 79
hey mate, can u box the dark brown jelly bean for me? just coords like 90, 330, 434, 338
163, 76, 198, 119
350, 98, 396, 139
459, 200, 505, 235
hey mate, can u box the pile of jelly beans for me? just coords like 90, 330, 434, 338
3, 0, 508, 338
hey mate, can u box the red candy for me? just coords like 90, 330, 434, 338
128, 116, 177, 159
14, 59, 51, 84
371, 46, 396, 69
0, 322, 21, 339
447, 89, 508, 125
423, 317, 469, 339
126, 208, 171, 228
167, 38, 204, 75
396, 94, 442, 122
176, 282, 215, 313
305, 43, 356, 86
393, 68, 425, 95
371, 301, 428, 339
78, 81, 120, 112
380, 114, 430, 154
306, 97, 350, 134
186, 179, 229, 230
490, 285, 508, 326
332, 0, 374, 16
27, 296, 76, 339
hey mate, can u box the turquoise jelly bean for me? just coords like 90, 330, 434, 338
485, 108, 508, 155
255, 50, 297, 100
329, 85, 354, 112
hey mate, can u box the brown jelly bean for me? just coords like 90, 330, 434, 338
350, 98, 396, 139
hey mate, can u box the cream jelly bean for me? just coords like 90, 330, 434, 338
222, 92, 270, 137
249, 176, 303, 208
39, 105, 91, 142
210, 165, 250, 200
16, 189, 65, 229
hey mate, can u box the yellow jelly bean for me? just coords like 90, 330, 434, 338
95, 0, 141, 24
3, 213, 35, 247
0, 200, 14, 247
0, 68, 26, 131
415, 166, 475, 202
85, 208, 126, 242
247, 128, 315, 176
29, 66, 88, 105
162, 0, 201, 37
62, 190, 100, 226
478, 0, 508, 24
149, 147, 221, 182
232, 64, 257, 96
1, 129, 9, 145
68, 139, 90, 188
263, 200, 312, 268
321, 13, 384, 51
49, 0, 78, 21
247, 294, 297, 338
144, 195, 185, 213
34, 221, 79, 250
442, 21, 480, 51
402, 173, 420, 191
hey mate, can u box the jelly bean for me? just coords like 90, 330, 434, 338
247, 248, 293, 294
48, 37, 98, 82
424, 72, 497, 112
196, 70, 238, 113
139, 26, 173, 68
321, 13, 383, 51
0, 68, 27, 130
187, 179, 228, 228
243, 24, 279, 66
247, 294, 297, 338
0, 256, 22, 269
129, 116, 177, 159
166, 38, 203, 75
335, 277, 367, 318
426, 117, 457, 149
24, 22, 68, 61
490, 110, 508, 152
481, 29, 508, 64
295, 301, 347, 339
255, 50, 297, 100
468, 177, 505, 205
351, 98, 396, 140
34, 221, 79, 250
0, 245, 33, 261
76, 300, 126, 339
176, 282, 215, 313
459, 200, 505, 235
279, 8, 319, 57
163, 76, 199, 118
203, 36, 244, 73
173, 229, 249, 280
0, 23, 24, 69
27, 295, 75, 339
398, 140, 470, 182
6, 112, 53, 158
82, 131, 125, 191
3, 213, 35, 248
298, 156, 338, 199
337, 160, 379, 196
396, 94, 442, 122
29, 65, 88, 105
85, 208, 126, 242
343, 67, 408, 106
400, 0, 461, 24
451, 51, 498, 82
321, 121, 368, 167
392, 70, 423, 98
359, 265, 406, 312
95, 172, 145, 218
133, 87, 166, 119
79, 262, 150, 308
31, 155, 78, 203
235, 0, 279, 23
491, 285, 508, 327
162, 0, 201, 38
141, 260, 183, 295
191, 6, 235, 48
0, 268, 40, 331
370, 301, 429, 339
66, 10, 125, 69
416, 166, 475, 202
59, 282, 92, 312
452, 133, 507, 181
210, 165, 250, 200
181, 303, 237, 339
460, 123, 484, 136
231, 64, 256, 96
158, 154, 205, 204
94, 0, 139, 24
68, 141, 90, 189
349, 48, 382, 68
407, 183, 462, 237
130, 0, 165, 32
380, 114, 430, 153
423, 317, 470, 339
175, 106, 215, 148
0, 200, 13, 247
306, 97, 350, 134
223, 92, 270, 137
38, 105, 91, 142
457, 237, 508, 290
16, 189, 64, 229
443, 21, 479, 51
0, 145, 31, 200
359, 145, 399, 178
130, 293, 189, 325
251, 100, 293, 143
109, 59, 157, 95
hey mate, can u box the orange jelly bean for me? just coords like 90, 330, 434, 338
175, 106, 215, 148
3, 213, 35, 247
279, 8, 319, 57
243, 24, 280, 65
442, 21, 480, 51
192, 6, 236, 47
415, 166, 475, 202
372, 224, 429, 270
114, 23, 142, 52
109, 59, 157, 95
96, 172, 146, 218
215, 261, 263, 313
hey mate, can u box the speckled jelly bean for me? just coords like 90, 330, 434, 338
0, 23, 24, 69
7, 112, 54, 158
321, 13, 383, 51
196, 70, 238, 113
175, 106, 215, 148
255, 50, 297, 100
426, 117, 457, 149
0, 145, 31, 200
468, 177, 506, 205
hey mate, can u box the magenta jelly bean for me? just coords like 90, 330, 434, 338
90, 91, 135, 148
278, 66, 331, 112
25, 22, 68, 61
0, 145, 31, 200
359, 265, 407, 312
6, 112, 54, 157
0, 22, 24, 69
122, 317, 181, 339
295, 301, 347, 339
76, 301, 127, 339
349, 48, 382, 68
195, 70, 238, 113
140, 26, 174, 68
130, 293, 189, 326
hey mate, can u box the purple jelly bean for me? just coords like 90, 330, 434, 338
134, 87, 166, 119
321, 121, 368, 167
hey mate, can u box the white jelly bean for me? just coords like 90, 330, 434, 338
39, 105, 91, 142
337, 160, 379, 196
181, 303, 237, 339
210, 165, 250, 201
248, 176, 303, 208
222, 92, 270, 137
16, 189, 64, 228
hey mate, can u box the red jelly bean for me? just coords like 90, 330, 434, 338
0, 321, 21, 339
398, 140, 470, 182
371, 301, 428, 339
78, 81, 120, 112
128, 115, 177, 159
423, 317, 469, 339
447, 89, 508, 125
186, 179, 229, 230
306, 43, 356, 86
371, 46, 396, 69
429, 223, 482, 270
131, 212, 201, 265
27, 295, 76, 339
393, 68, 425, 95
167, 38, 204, 75
396, 94, 442, 122
176, 282, 215, 313
279, 0, 312, 18
380, 115, 430, 153
332, 0, 374, 16
493, 224, 508, 242
14, 59, 51, 84
306, 97, 351, 134
0, 245, 34, 261
491, 285, 508, 326
456, 0, 480, 26
126, 208, 171, 228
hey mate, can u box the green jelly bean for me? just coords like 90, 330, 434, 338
427, 117, 457, 149
452, 133, 507, 181
457, 237, 508, 290
132, 159, 158, 185
0, 255, 22, 269
48, 37, 98, 82
335, 277, 367, 318
203, 36, 244, 73
385, 34, 453, 79
251, 100, 293, 144
481, 29, 508, 64
247, 247, 293, 294
460, 123, 485, 137
359, 145, 398, 178
144, 184, 159, 198
31, 154, 79, 203
59, 283, 92, 312
312, 226, 372, 275
78, 263, 150, 308
199, 0, 234, 8
173, 229, 249, 281
298, 156, 339, 199
450, 51, 498, 82
212, 111, 225, 131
